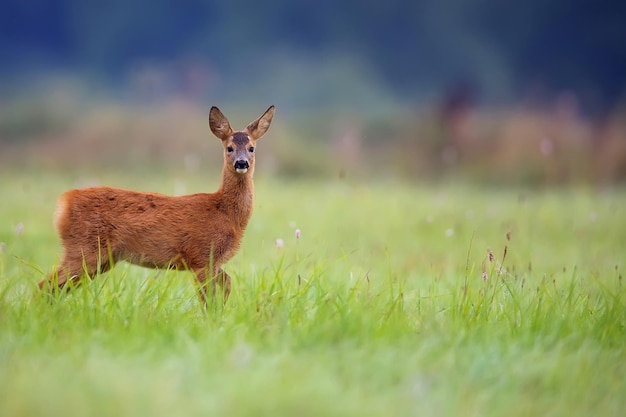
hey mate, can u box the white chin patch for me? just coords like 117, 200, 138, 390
236, 168, 248, 174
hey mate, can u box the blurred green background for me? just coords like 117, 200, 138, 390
1, 0, 625, 184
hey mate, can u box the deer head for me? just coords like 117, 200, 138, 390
209, 105, 275, 175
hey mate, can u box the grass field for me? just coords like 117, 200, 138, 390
1, 170, 625, 417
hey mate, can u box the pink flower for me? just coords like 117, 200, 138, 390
295, 229, 301, 239
482, 272, 488, 281
275, 238, 284, 249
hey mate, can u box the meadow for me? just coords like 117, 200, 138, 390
0, 169, 625, 417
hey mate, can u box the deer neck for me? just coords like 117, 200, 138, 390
218, 167, 255, 229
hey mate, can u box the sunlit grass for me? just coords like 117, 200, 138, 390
0, 171, 625, 417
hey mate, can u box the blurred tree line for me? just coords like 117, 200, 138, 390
1, 0, 625, 108
2, 0, 625, 184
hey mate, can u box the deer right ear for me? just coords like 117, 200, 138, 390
246, 105, 275, 140
209, 107, 233, 140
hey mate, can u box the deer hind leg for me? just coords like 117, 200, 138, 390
193, 267, 231, 308
39, 250, 111, 294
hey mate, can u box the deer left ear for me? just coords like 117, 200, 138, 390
246, 105, 275, 140
209, 106, 233, 140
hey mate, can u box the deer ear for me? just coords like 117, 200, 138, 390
209, 107, 233, 140
246, 105, 275, 140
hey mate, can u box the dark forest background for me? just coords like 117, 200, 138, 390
1, 0, 625, 183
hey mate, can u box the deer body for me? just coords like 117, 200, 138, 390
39, 105, 275, 306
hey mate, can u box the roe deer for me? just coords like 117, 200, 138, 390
38, 105, 275, 307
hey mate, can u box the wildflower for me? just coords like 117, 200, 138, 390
488, 249, 495, 262
295, 229, 301, 239
482, 272, 488, 281
275, 238, 284, 249
15, 223, 23, 235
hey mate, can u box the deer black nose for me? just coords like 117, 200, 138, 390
234, 160, 249, 170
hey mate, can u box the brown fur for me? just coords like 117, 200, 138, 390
39, 105, 275, 307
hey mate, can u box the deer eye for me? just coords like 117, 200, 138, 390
227, 146, 234, 153
248, 146, 255, 153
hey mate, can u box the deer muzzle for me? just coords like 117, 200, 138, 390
234, 159, 249, 174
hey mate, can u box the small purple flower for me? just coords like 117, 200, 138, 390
275, 238, 284, 249
482, 272, 488, 281
295, 229, 301, 239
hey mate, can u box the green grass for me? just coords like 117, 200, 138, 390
1, 170, 625, 417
